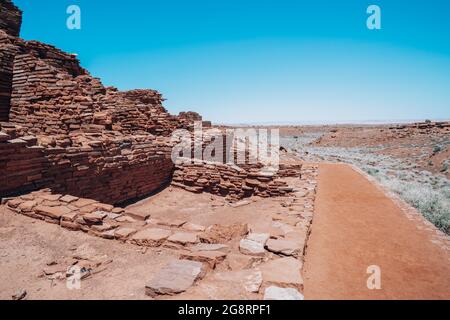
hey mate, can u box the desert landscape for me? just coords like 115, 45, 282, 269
1, 0, 449, 302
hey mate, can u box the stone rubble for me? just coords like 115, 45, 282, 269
145, 260, 206, 297
263, 286, 304, 300
239, 239, 266, 257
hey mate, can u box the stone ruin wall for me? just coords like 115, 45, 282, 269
0, 0, 182, 204
0, 0, 21, 37
0, 122, 174, 204
172, 162, 302, 202
1, 0, 302, 206
0, 0, 21, 121
7, 39, 190, 136
170, 131, 303, 201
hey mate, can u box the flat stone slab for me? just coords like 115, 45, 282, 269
152, 218, 187, 228
40, 194, 62, 202
265, 239, 303, 258
183, 222, 206, 232
264, 286, 304, 300
225, 253, 262, 271
125, 210, 151, 221
180, 251, 227, 269
83, 211, 107, 224
130, 228, 172, 247
60, 195, 79, 203
272, 214, 301, 226
239, 239, 266, 256
246, 233, 270, 245
260, 257, 303, 290
114, 227, 137, 240
145, 260, 205, 297
190, 243, 229, 252
35, 205, 72, 220
214, 269, 263, 293
271, 221, 295, 236
168, 232, 199, 245
18, 201, 37, 212
72, 198, 98, 208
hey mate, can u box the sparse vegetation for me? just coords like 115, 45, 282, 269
433, 145, 443, 154
442, 161, 449, 173
281, 135, 450, 234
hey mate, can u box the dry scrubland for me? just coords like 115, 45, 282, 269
280, 123, 450, 234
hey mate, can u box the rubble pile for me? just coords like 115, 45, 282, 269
172, 162, 299, 202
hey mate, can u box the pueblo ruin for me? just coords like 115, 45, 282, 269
0, 0, 316, 300
1, 0, 449, 301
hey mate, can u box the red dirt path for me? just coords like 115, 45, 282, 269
303, 163, 450, 300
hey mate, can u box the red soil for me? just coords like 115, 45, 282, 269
303, 163, 450, 300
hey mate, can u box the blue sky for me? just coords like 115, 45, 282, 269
14, 0, 450, 124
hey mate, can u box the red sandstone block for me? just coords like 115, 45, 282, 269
35, 205, 72, 220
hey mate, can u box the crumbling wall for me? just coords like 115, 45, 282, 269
7, 42, 194, 136
0, 0, 22, 37
172, 162, 298, 202
0, 32, 17, 121
0, 0, 22, 121
0, 123, 174, 204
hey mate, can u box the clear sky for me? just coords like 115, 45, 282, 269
14, 0, 450, 124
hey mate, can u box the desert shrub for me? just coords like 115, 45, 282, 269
441, 163, 449, 173
380, 179, 450, 233
433, 145, 443, 154
282, 135, 450, 233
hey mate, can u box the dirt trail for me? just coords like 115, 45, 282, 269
303, 163, 450, 300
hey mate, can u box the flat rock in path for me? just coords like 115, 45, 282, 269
260, 257, 303, 290
225, 253, 262, 271
168, 232, 199, 245
264, 286, 304, 300
82, 211, 107, 224
190, 243, 229, 253
199, 223, 249, 244
271, 221, 295, 236
265, 239, 303, 258
239, 239, 266, 256
272, 214, 300, 226
180, 251, 227, 269
116, 215, 136, 223
35, 205, 72, 220
284, 230, 308, 243
130, 228, 172, 247
114, 227, 137, 240
125, 210, 151, 221
246, 233, 270, 245
72, 198, 98, 208
183, 222, 206, 232
155, 218, 187, 228
145, 260, 206, 297
214, 269, 263, 293
60, 195, 79, 203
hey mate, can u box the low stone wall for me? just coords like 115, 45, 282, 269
6, 40, 192, 136
0, 0, 22, 37
171, 162, 300, 202
3, 189, 238, 250
0, 31, 18, 121
0, 124, 175, 204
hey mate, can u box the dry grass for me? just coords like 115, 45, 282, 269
281, 135, 450, 234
